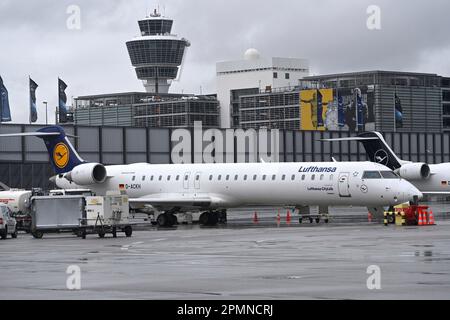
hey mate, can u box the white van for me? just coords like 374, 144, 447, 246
0, 203, 18, 239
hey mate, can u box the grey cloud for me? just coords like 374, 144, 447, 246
1, 0, 449, 123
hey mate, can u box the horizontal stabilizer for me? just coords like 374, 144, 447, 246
320, 137, 380, 142
0, 132, 60, 138
421, 191, 450, 195
0, 132, 78, 138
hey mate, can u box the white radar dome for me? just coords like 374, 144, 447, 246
244, 48, 261, 60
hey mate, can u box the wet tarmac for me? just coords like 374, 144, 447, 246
1, 202, 450, 300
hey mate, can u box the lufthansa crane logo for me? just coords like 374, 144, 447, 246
53, 143, 69, 169
374, 149, 389, 166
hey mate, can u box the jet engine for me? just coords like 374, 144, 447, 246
396, 163, 430, 180
64, 163, 107, 185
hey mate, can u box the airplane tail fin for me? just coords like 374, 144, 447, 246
321, 132, 404, 170
0, 126, 85, 174
356, 132, 403, 170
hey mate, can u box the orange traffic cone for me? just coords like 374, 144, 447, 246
286, 210, 291, 224
418, 210, 424, 226
428, 210, 435, 225
253, 212, 259, 224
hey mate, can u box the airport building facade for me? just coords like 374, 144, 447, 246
236, 71, 450, 133
216, 49, 310, 128
72, 92, 220, 128
2, 124, 450, 190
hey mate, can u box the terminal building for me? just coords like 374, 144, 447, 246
236, 70, 450, 133
216, 49, 309, 128
73, 92, 219, 128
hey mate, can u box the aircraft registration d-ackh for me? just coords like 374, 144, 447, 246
0, 126, 422, 227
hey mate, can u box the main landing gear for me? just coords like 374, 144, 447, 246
199, 210, 227, 226
199, 211, 219, 226
156, 212, 178, 227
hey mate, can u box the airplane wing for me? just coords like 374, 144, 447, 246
421, 191, 450, 195
320, 137, 379, 142
129, 194, 213, 210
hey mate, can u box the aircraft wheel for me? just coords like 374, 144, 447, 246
168, 214, 177, 226
208, 212, 219, 226
315, 217, 321, 224
157, 214, 167, 227
309, 217, 314, 224
199, 212, 209, 226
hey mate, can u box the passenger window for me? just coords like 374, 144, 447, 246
244, 175, 248, 181
151, 176, 154, 181
226, 175, 230, 181
218, 175, 222, 181
311, 174, 315, 181
272, 175, 276, 181
142, 176, 146, 181
176, 175, 180, 181
209, 175, 213, 181
184, 175, 189, 181
362, 171, 382, 179
132, 176, 136, 181
159, 176, 163, 181
196, 175, 200, 180
253, 175, 257, 181
381, 171, 399, 179
234, 175, 238, 181
320, 174, 324, 181
262, 175, 267, 181
167, 175, 171, 181
301, 175, 305, 181
291, 175, 295, 181
330, 174, 334, 181
282, 175, 286, 181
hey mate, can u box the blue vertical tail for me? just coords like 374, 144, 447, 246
36, 126, 85, 174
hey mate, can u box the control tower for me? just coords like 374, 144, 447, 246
126, 9, 190, 93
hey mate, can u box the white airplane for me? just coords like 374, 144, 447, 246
322, 131, 450, 195
0, 126, 422, 226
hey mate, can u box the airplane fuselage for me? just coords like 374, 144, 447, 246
56, 161, 420, 210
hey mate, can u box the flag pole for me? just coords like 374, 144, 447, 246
393, 86, 397, 132
56, 77, 59, 125
29, 76, 31, 125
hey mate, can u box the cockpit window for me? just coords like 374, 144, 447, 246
380, 171, 399, 179
362, 171, 382, 179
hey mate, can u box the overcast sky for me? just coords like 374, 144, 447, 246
1, 0, 450, 124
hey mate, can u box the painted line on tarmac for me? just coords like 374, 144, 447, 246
121, 241, 144, 251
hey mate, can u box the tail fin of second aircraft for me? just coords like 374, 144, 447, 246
322, 131, 404, 170
356, 132, 404, 170
0, 126, 85, 174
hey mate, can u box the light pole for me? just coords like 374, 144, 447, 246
43, 101, 48, 125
